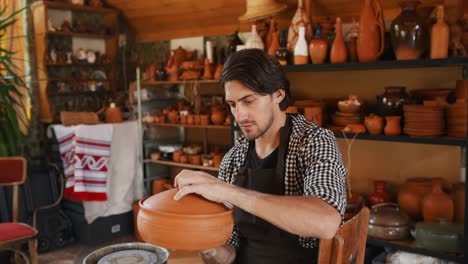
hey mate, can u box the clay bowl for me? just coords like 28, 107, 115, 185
83, 242, 169, 264
137, 188, 234, 251
337, 101, 361, 113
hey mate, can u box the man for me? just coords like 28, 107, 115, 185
174, 49, 347, 264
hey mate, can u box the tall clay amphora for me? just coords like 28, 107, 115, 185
357, 0, 385, 62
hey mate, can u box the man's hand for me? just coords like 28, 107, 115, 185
173, 170, 233, 208
199, 244, 236, 264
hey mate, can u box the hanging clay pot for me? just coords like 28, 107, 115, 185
357, 0, 385, 62
422, 178, 454, 223
287, 0, 313, 54
330, 17, 347, 64
309, 24, 328, 64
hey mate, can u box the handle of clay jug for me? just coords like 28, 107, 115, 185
374, 0, 385, 57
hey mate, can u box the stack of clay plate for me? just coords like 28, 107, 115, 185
403, 105, 445, 137
330, 112, 363, 131
447, 101, 467, 138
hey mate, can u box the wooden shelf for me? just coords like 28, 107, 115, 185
145, 123, 230, 130
48, 90, 110, 96
47, 31, 113, 39
334, 132, 467, 146
43, 1, 117, 14
144, 159, 219, 172
47, 78, 110, 82
141, 80, 220, 86
367, 238, 464, 263
46, 63, 111, 67
284, 58, 468, 72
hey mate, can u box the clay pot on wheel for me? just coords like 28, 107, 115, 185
137, 189, 233, 250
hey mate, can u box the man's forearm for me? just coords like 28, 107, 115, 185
224, 184, 341, 239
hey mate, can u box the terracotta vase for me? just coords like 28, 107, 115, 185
309, 24, 328, 64
364, 114, 384, 135
304, 106, 323, 126
330, 17, 347, 64
369, 180, 392, 206
398, 178, 433, 220
267, 32, 280, 57
294, 26, 309, 64
422, 178, 454, 222
390, 0, 428, 60
266, 18, 277, 52
137, 189, 233, 250
211, 110, 225, 125
384, 116, 401, 136
200, 114, 209, 126
357, 0, 385, 62
452, 183, 465, 224
105, 103, 122, 123
287, 0, 313, 53
430, 5, 450, 59
202, 58, 213, 80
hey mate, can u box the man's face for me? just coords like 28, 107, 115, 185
225, 80, 277, 140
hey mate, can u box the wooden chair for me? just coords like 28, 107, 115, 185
0, 157, 38, 264
318, 206, 370, 264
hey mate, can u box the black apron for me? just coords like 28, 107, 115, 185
233, 117, 318, 264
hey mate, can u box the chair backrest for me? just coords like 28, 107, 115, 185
318, 206, 370, 264
0, 157, 27, 222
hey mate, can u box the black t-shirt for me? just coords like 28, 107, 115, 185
248, 143, 279, 170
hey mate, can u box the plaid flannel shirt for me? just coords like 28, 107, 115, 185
218, 113, 347, 249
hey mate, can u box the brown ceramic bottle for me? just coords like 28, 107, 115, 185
357, 0, 385, 62
330, 17, 347, 64
422, 178, 454, 222
309, 24, 328, 64
430, 5, 450, 59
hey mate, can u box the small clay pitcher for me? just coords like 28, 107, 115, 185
330, 17, 347, 64
364, 113, 384, 135
384, 116, 401, 136
422, 178, 454, 223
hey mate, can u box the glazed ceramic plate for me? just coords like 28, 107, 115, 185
90, 70, 107, 81
97, 249, 157, 264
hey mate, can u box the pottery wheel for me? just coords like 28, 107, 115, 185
97, 249, 158, 264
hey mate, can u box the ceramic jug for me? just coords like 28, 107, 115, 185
309, 24, 328, 64
357, 0, 385, 62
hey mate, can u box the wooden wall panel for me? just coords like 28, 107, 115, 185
107, 0, 462, 42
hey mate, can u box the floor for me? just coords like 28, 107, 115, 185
38, 234, 203, 264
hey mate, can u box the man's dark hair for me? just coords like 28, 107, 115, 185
219, 49, 291, 111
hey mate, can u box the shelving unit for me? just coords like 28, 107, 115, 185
283, 58, 468, 263
32, 1, 119, 123
146, 123, 230, 130
144, 159, 220, 172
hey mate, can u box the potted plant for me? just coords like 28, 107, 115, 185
0, 6, 29, 156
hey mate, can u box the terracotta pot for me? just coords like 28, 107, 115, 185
105, 103, 122, 123
172, 150, 183, 162
211, 111, 225, 125
304, 106, 322, 126
309, 25, 328, 64
384, 116, 401, 136
193, 114, 201, 125
330, 17, 347, 64
137, 189, 234, 250
152, 178, 172, 195
376, 86, 410, 117
398, 178, 433, 220
212, 154, 223, 168
452, 183, 465, 224
190, 154, 201, 166
168, 110, 179, 124
422, 178, 454, 223
180, 154, 189, 164
187, 114, 194, 125
285, 106, 298, 113
179, 115, 187, 124
357, 0, 385, 62
364, 114, 384, 135
200, 114, 209, 126
369, 180, 392, 206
